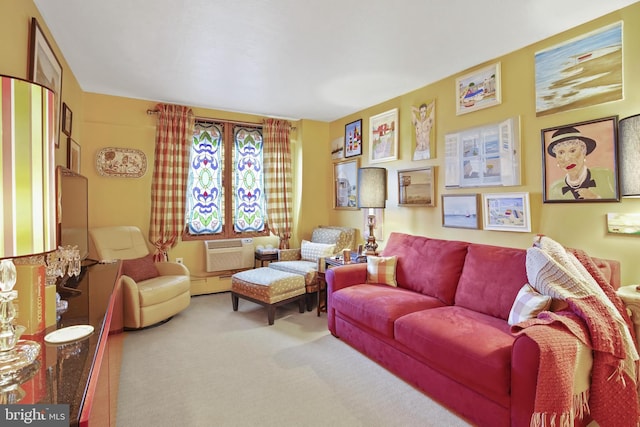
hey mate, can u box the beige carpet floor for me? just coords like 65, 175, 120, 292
116, 292, 472, 427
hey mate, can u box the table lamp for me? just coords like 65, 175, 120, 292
619, 113, 640, 197
0, 75, 56, 384
357, 167, 387, 255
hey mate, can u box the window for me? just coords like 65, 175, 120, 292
184, 119, 268, 240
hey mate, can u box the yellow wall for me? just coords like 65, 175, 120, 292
328, 4, 640, 285
3, 0, 639, 287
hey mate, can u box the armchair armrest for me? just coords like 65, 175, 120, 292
156, 262, 190, 276
278, 248, 301, 261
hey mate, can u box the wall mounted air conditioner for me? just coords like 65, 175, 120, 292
204, 238, 254, 273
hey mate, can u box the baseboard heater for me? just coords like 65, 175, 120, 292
204, 238, 254, 272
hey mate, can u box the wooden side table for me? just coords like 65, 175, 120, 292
254, 250, 278, 268
317, 256, 367, 316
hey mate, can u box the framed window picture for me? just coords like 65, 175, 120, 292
441, 194, 480, 229
333, 158, 359, 209
541, 116, 619, 203
29, 18, 63, 147
344, 119, 362, 158
369, 108, 398, 163
482, 192, 531, 232
398, 167, 435, 207
456, 63, 501, 115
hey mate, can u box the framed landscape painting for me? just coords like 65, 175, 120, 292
482, 192, 531, 232
398, 167, 435, 207
456, 63, 501, 115
535, 22, 622, 116
442, 194, 479, 229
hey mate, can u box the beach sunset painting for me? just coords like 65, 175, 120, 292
535, 22, 622, 116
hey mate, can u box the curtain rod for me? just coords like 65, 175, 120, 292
147, 109, 296, 129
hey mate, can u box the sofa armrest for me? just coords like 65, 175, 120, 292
278, 248, 301, 261
326, 263, 367, 293
156, 261, 190, 276
511, 329, 593, 427
326, 263, 367, 335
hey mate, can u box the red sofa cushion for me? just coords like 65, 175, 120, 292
394, 306, 515, 405
454, 243, 528, 320
332, 284, 445, 337
381, 232, 469, 305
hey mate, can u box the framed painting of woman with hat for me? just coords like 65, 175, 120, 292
541, 116, 619, 202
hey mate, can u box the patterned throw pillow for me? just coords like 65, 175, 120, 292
366, 256, 398, 287
122, 253, 160, 282
300, 240, 336, 262
507, 283, 552, 326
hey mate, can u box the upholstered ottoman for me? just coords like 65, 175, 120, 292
231, 267, 306, 325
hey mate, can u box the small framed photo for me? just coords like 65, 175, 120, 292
67, 137, 80, 173
344, 119, 362, 158
541, 116, 619, 203
333, 158, 359, 209
398, 167, 435, 207
369, 108, 398, 163
62, 102, 72, 136
482, 192, 531, 232
456, 62, 501, 115
442, 194, 480, 229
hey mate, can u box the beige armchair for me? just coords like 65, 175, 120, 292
89, 226, 191, 329
269, 226, 355, 309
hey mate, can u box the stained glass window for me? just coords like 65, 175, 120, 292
185, 120, 266, 238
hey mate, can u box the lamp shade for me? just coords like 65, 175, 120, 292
619, 113, 640, 197
358, 167, 387, 208
0, 76, 57, 259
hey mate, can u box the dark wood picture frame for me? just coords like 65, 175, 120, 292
62, 102, 72, 137
29, 17, 63, 147
541, 116, 619, 203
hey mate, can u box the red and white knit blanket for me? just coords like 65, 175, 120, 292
518, 236, 639, 427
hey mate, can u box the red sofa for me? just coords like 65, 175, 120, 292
326, 232, 620, 427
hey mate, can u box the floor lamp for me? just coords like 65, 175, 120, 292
357, 167, 387, 255
0, 75, 57, 386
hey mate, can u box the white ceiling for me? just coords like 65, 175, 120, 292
34, 0, 638, 122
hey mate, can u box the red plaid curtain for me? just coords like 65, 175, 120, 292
149, 103, 194, 261
264, 119, 293, 249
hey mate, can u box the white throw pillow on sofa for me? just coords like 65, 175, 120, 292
300, 240, 336, 262
508, 283, 552, 326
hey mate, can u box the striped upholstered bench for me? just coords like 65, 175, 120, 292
231, 267, 306, 325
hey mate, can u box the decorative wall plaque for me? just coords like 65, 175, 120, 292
96, 147, 147, 178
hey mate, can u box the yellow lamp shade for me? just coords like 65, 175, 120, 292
0, 76, 57, 259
